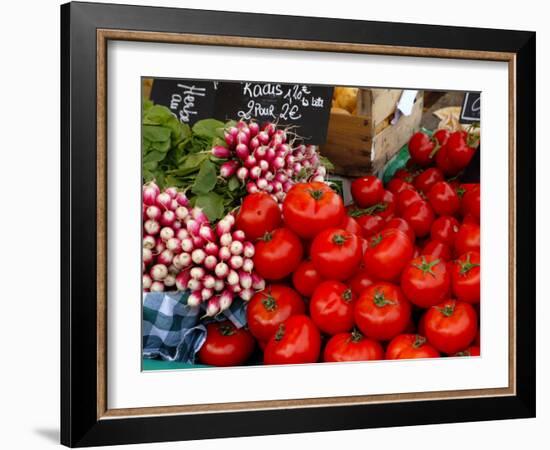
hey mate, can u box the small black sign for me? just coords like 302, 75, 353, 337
149, 79, 217, 124
459, 92, 481, 124
148, 78, 333, 144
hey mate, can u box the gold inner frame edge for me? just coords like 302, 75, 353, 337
95, 29, 517, 420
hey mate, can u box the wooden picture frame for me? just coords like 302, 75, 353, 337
61, 2, 535, 446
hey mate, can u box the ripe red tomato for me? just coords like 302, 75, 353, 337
451, 251, 480, 303
283, 182, 344, 239
423, 300, 477, 354
385, 334, 440, 359
431, 216, 460, 246
351, 176, 384, 207
348, 270, 375, 296
402, 200, 435, 237
433, 129, 451, 146
386, 178, 414, 195
292, 260, 323, 297
354, 282, 412, 341
461, 184, 480, 222
264, 315, 321, 365
408, 132, 436, 166
198, 322, 255, 366
323, 331, 384, 362
354, 213, 385, 237
363, 229, 414, 281
310, 228, 362, 280
446, 130, 478, 170
396, 188, 423, 215
310, 281, 355, 335
253, 228, 303, 280
454, 223, 480, 256
383, 217, 415, 242
400, 255, 451, 308
435, 144, 460, 176
414, 167, 444, 194
427, 181, 460, 216
453, 345, 480, 357
246, 284, 305, 341
421, 240, 452, 261
236, 192, 282, 241
340, 215, 364, 237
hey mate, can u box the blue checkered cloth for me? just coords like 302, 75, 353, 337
142, 291, 247, 363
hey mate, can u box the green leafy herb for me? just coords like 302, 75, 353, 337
194, 192, 225, 221
227, 176, 240, 192
143, 125, 171, 142
192, 119, 225, 139
192, 160, 217, 194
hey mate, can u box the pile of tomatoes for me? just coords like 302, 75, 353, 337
197, 128, 481, 367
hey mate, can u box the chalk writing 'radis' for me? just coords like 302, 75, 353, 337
237, 84, 325, 121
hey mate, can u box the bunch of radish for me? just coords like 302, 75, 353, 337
214, 121, 326, 203
142, 181, 265, 316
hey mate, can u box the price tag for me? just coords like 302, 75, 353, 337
459, 92, 481, 124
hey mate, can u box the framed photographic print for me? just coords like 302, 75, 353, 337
60, 1, 536, 447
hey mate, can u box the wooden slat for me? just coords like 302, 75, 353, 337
371, 92, 423, 172
320, 113, 373, 176
371, 89, 403, 127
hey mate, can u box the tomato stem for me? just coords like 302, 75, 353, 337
373, 290, 396, 307
435, 301, 456, 317
307, 189, 325, 201
369, 234, 383, 247
349, 202, 388, 217
342, 288, 353, 303
218, 323, 236, 336
350, 329, 364, 343
332, 233, 348, 246
412, 334, 426, 349
261, 291, 278, 311
260, 231, 273, 242
274, 323, 285, 341
458, 253, 480, 275
455, 186, 466, 198
412, 256, 441, 276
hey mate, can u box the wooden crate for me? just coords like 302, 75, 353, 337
321, 89, 423, 177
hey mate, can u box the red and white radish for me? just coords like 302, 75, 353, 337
150, 264, 168, 281
143, 182, 160, 206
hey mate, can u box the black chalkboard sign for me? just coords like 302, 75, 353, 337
149, 79, 217, 124
459, 92, 481, 124
214, 82, 333, 143
148, 78, 333, 144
